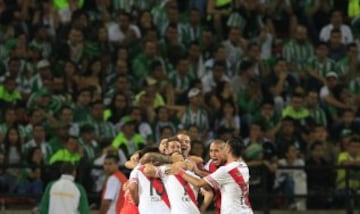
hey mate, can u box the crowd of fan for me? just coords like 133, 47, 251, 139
0, 0, 360, 210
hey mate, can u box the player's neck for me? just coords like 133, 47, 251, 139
227, 155, 241, 163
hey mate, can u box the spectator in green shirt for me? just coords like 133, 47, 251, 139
282, 92, 310, 121
252, 100, 280, 140
78, 124, 100, 162
134, 77, 165, 109
0, 77, 22, 106
112, 118, 145, 158
72, 88, 93, 123
83, 100, 116, 143
336, 135, 360, 191
48, 122, 70, 153
49, 136, 81, 165
132, 40, 165, 82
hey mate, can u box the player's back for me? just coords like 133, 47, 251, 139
160, 167, 200, 214
222, 161, 252, 213
130, 166, 171, 214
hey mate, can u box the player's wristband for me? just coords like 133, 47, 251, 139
177, 168, 185, 177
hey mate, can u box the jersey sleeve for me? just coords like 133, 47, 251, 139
203, 160, 210, 172
204, 166, 227, 190
129, 168, 139, 183
103, 176, 121, 201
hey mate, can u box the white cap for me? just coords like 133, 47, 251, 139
326, 71, 338, 79
188, 88, 201, 98
37, 60, 50, 69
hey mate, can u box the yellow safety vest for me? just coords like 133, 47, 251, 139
54, 0, 84, 10
215, 0, 232, 8
349, 0, 360, 18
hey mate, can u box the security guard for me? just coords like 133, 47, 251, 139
39, 162, 89, 214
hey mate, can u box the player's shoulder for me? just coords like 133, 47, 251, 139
221, 161, 248, 171
203, 159, 212, 170
131, 164, 142, 172
108, 174, 122, 185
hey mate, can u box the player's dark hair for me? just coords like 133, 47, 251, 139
226, 137, 245, 158
105, 154, 120, 163
60, 162, 76, 175
138, 147, 160, 159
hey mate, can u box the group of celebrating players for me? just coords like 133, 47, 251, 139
100, 132, 253, 214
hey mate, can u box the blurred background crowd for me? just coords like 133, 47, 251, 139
0, 0, 360, 211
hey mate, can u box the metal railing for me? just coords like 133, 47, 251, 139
0, 164, 359, 214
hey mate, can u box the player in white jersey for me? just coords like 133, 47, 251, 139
202, 139, 226, 214
143, 136, 213, 214
203, 139, 226, 172
158, 165, 201, 214
128, 147, 172, 214
173, 137, 253, 214
100, 154, 127, 214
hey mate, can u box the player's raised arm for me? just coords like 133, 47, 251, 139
175, 167, 210, 188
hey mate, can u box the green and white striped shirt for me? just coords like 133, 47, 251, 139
168, 71, 192, 94
182, 24, 203, 46
29, 40, 52, 59
0, 124, 26, 140
349, 78, 360, 95
79, 138, 99, 161
23, 140, 53, 163
309, 107, 328, 127
305, 57, 336, 77
151, 3, 167, 33
227, 12, 263, 34
283, 39, 314, 71
181, 106, 209, 132
112, 0, 134, 13
335, 57, 353, 77
82, 117, 116, 139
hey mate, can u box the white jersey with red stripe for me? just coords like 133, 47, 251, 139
203, 159, 212, 171
204, 161, 253, 214
158, 166, 200, 214
103, 175, 121, 214
203, 159, 217, 172
129, 165, 171, 214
